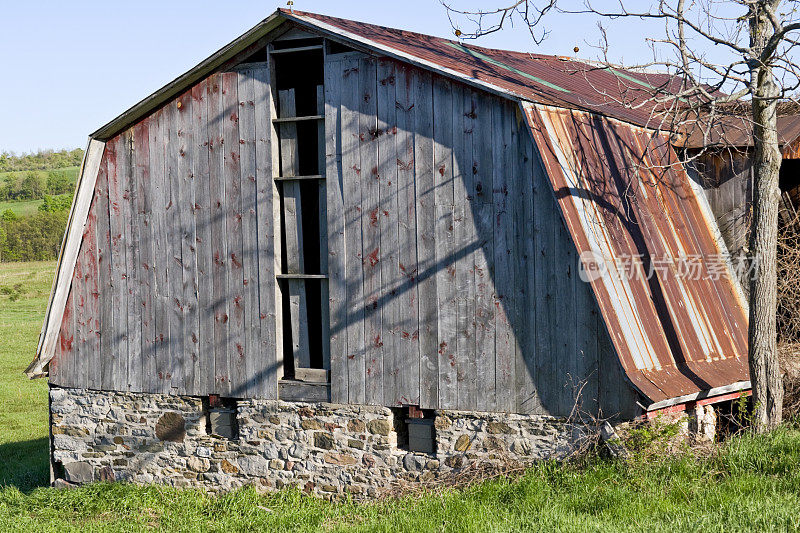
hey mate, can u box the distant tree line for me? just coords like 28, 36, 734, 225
0, 170, 76, 201
0, 148, 81, 261
0, 148, 83, 173
0, 209, 68, 262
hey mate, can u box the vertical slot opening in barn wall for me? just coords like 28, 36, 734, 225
271, 38, 330, 383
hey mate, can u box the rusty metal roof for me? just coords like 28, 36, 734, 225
288, 10, 682, 128
679, 112, 800, 153
522, 103, 750, 407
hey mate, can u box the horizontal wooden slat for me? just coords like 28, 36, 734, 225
276, 273, 329, 279
272, 115, 324, 123
269, 44, 324, 54
273, 174, 324, 181
278, 380, 331, 402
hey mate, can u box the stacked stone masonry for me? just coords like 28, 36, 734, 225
50, 387, 585, 498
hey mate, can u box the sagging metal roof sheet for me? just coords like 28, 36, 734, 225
522, 103, 750, 406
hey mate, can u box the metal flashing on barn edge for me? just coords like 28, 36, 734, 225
27, 137, 106, 378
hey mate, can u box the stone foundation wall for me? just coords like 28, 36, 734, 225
50, 386, 583, 498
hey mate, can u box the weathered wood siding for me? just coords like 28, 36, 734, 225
688, 150, 753, 259
50, 65, 280, 399
50, 51, 638, 417
324, 55, 637, 416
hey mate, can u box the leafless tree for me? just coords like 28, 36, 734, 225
442, 0, 800, 432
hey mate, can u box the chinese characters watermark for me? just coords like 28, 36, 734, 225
578, 250, 757, 283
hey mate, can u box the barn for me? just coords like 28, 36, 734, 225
680, 103, 800, 291
28, 9, 750, 494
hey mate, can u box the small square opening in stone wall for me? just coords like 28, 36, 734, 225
391, 406, 436, 454
203, 395, 239, 440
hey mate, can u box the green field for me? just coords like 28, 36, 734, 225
1, 261, 800, 531
0, 198, 46, 217
0, 166, 79, 183
0, 166, 79, 217
0, 261, 53, 491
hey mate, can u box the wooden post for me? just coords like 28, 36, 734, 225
317, 84, 331, 373
278, 89, 312, 374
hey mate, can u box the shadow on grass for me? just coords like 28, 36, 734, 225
0, 437, 49, 492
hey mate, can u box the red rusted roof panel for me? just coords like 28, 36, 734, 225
289, 10, 681, 128
523, 103, 749, 404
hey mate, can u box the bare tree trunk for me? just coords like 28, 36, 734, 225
748, 3, 784, 432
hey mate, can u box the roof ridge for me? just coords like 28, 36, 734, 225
284, 8, 577, 62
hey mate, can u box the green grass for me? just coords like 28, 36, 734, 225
0, 198, 45, 217
0, 261, 54, 491
1, 262, 800, 531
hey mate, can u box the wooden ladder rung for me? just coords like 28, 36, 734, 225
272, 115, 324, 123
274, 174, 324, 181
276, 274, 329, 280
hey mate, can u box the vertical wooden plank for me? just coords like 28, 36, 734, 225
254, 64, 279, 399
359, 57, 383, 405
269, 58, 285, 384
317, 84, 331, 373
134, 119, 156, 394
238, 69, 261, 397
164, 101, 184, 393
124, 126, 142, 392
207, 74, 231, 395
149, 108, 171, 393
473, 92, 493, 204
455, 86, 477, 411
509, 109, 527, 413
435, 204, 457, 408
74, 200, 95, 388
517, 126, 540, 414
598, 320, 622, 419
223, 72, 246, 394
278, 89, 312, 372
94, 152, 113, 390
325, 57, 348, 403
413, 68, 438, 409
575, 266, 599, 415
473, 98, 495, 413
49, 290, 65, 384
393, 63, 421, 406
556, 208, 576, 416
71, 234, 85, 389
83, 186, 101, 390
493, 102, 515, 412
341, 57, 366, 404
97, 149, 115, 391
533, 140, 557, 416
58, 290, 77, 387
376, 59, 399, 405
433, 76, 454, 207
433, 78, 457, 409
192, 79, 215, 396
107, 135, 129, 390
176, 91, 199, 395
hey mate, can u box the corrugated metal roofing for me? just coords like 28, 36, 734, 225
522, 103, 750, 406
680, 113, 800, 153
287, 10, 682, 128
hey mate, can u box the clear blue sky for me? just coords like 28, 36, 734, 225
0, 0, 672, 153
